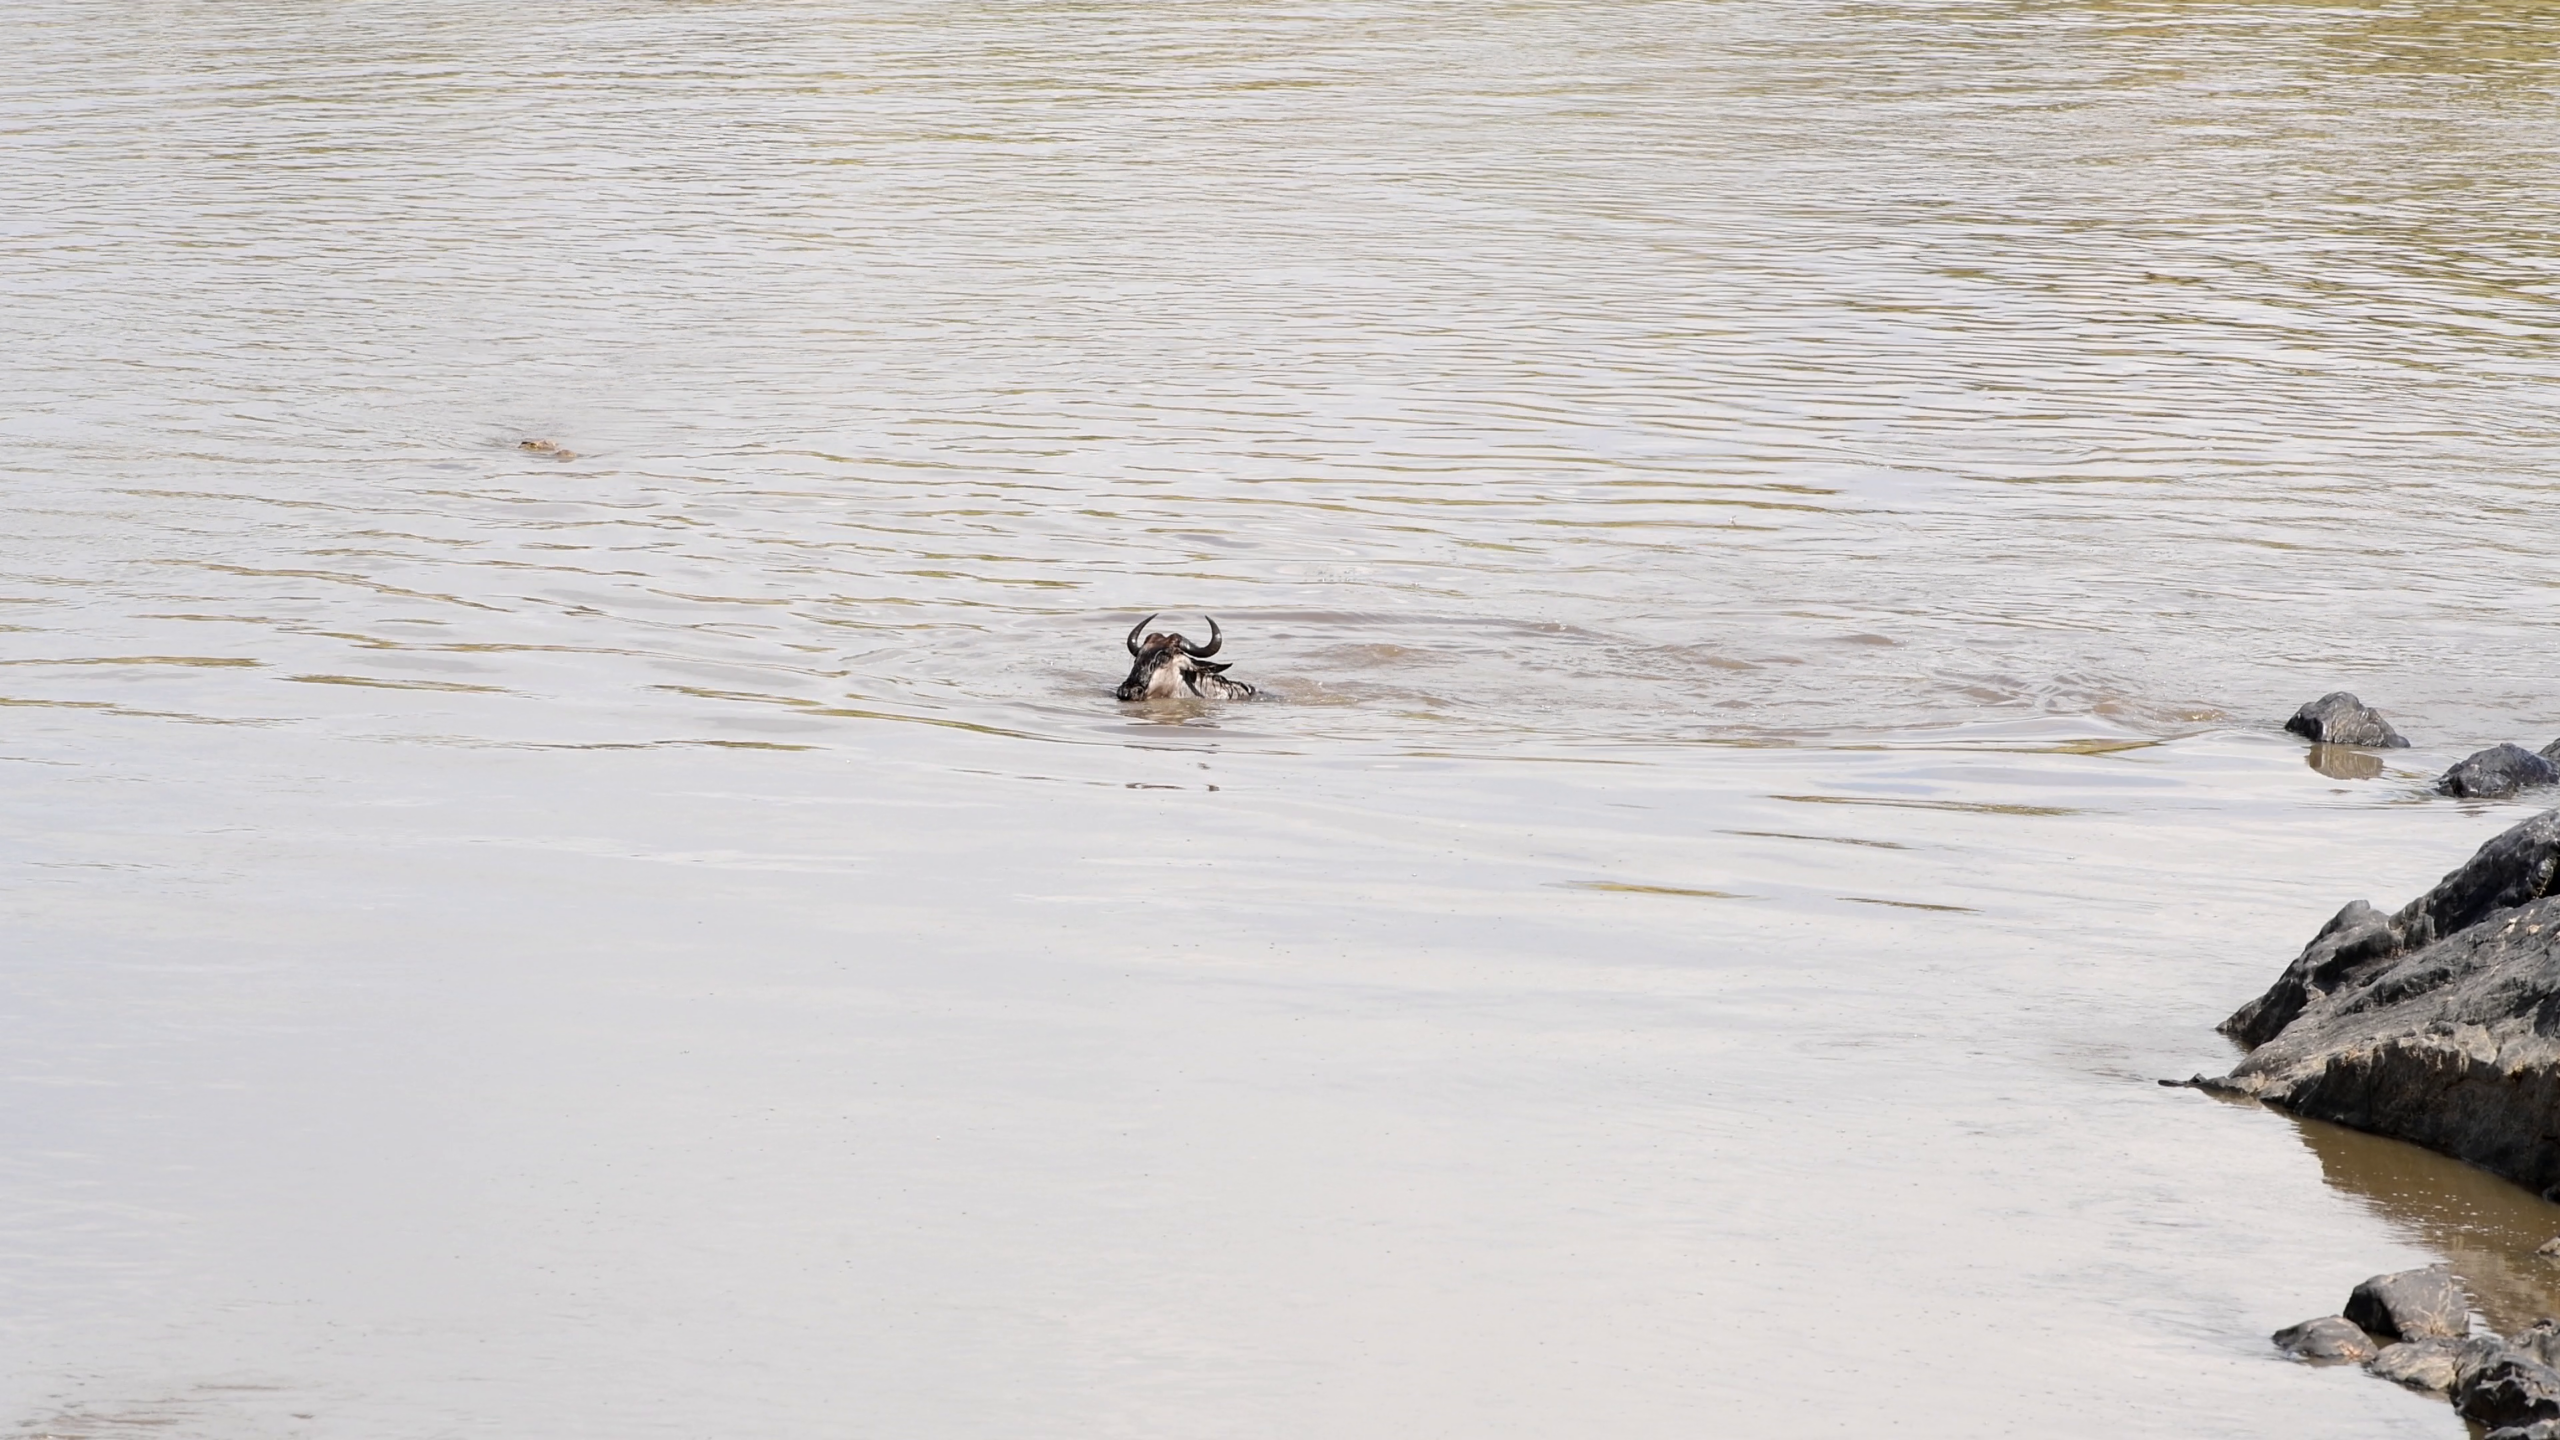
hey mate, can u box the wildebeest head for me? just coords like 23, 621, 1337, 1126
1116, 613, 1258, 702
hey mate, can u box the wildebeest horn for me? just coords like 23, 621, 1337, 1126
1181, 617, 1222, 658
1126, 613, 1158, 657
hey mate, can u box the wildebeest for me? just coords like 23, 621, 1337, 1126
1116, 613, 1258, 701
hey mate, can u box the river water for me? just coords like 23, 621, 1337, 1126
5, 1, 2558, 1435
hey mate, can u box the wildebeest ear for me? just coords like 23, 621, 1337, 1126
1195, 661, 1232, 673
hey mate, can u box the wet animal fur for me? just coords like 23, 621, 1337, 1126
1116, 614, 1257, 701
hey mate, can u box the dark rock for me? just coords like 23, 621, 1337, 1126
2369, 1337, 2463, 1392
2273, 1315, 2378, 1362
2458, 1343, 2560, 1430
2345, 1265, 2469, 1341
2456, 1334, 2560, 1416
2286, 692, 2409, 748
2461, 1335, 2516, 1385
2519, 1320, 2560, 1370
2220, 900, 2401, 1050
2214, 811, 2560, 1192
2390, 811, 2560, 951
2442, 745, 2560, 801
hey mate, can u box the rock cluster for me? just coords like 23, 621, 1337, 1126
2273, 1265, 2560, 1435
2277, 690, 2560, 798
2244, 697, 2560, 1426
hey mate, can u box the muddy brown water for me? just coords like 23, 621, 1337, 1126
5, 1, 2558, 1435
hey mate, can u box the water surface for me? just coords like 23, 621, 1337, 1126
5, 1, 2558, 1435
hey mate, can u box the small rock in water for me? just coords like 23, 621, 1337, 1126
2285, 691, 2409, 748
2273, 1315, 2379, 1362
2346, 1265, 2469, 1341
2440, 744, 2560, 799
2536, 1238, 2560, 1260
518, 439, 578, 460
2369, 1338, 2463, 1392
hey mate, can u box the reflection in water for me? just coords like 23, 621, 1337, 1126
2308, 745, 2387, 782
2293, 1114, 2560, 1335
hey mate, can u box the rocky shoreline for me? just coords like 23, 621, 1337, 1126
2207, 693, 2560, 1430
2209, 712, 2560, 1192
2270, 1264, 2560, 1436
